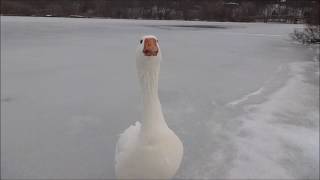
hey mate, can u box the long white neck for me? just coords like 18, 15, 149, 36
136, 54, 168, 133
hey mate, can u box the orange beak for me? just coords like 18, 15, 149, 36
143, 38, 158, 56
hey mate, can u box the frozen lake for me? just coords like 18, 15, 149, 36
1, 16, 319, 179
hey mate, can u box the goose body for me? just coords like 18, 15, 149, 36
115, 35, 183, 179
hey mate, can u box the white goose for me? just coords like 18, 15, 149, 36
115, 35, 183, 179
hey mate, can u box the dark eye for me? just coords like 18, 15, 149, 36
140, 40, 143, 44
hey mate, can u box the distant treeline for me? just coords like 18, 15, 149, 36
1, 0, 319, 23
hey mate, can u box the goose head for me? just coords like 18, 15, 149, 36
136, 35, 161, 61
136, 35, 162, 93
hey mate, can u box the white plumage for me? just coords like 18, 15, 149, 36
115, 35, 183, 179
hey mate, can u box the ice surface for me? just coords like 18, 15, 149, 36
1, 16, 319, 179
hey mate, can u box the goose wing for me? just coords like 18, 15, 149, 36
115, 121, 141, 165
